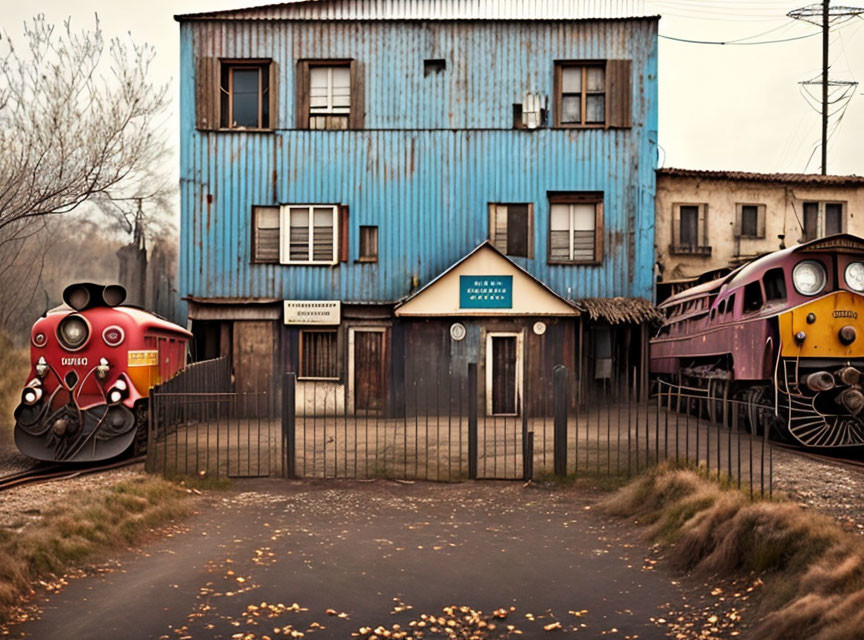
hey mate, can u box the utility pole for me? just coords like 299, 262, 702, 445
821, 0, 829, 175
789, 2, 862, 175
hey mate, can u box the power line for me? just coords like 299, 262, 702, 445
660, 31, 820, 44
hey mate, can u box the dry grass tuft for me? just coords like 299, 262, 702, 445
0, 331, 29, 424
0, 476, 190, 623
602, 463, 864, 640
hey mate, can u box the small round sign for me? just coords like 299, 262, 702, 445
533, 321, 547, 336
450, 322, 467, 341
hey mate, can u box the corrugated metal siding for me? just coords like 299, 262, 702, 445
178, 0, 652, 21
179, 18, 658, 307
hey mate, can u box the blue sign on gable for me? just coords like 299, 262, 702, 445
459, 275, 513, 309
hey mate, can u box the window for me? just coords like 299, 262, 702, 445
736, 204, 766, 239
296, 60, 363, 130
554, 60, 632, 128
252, 206, 280, 263
548, 194, 603, 264
300, 330, 338, 380
489, 204, 533, 258
281, 205, 340, 265
219, 61, 271, 129
557, 63, 605, 126
671, 204, 710, 256
763, 268, 787, 302
359, 226, 378, 262
743, 281, 763, 314
803, 201, 846, 240
424, 59, 446, 76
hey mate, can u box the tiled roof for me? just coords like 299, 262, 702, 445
175, 0, 657, 21
657, 168, 864, 187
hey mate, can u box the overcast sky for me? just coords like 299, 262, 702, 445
4, 0, 862, 186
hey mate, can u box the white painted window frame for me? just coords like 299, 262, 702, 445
309, 65, 351, 115
485, 331, 524, 417
279, 204, 339, 265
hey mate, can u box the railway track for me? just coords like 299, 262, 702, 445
772, 443, 864, 474
0, 456, 145, 492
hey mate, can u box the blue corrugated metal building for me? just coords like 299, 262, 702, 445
176, 0, 660, 413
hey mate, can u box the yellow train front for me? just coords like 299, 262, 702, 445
13, 283, 191, 462
651, 234, 864, 449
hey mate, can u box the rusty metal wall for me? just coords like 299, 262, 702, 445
179, 18, 659, 309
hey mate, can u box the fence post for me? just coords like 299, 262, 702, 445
524, 431, 534, 481
553, 365, 568, 477
283, 372, 296, 479
521, 410, 530, 480
468, 362, 478, 480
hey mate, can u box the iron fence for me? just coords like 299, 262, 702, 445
147, 361, 773, 494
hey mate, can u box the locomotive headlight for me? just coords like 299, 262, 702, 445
96, 357, 110, 380
792, 260, 827, 296
57, 315, 90, 350
21, 381, 43, 406
845, 262, 864, 292
108, 390, 123, 404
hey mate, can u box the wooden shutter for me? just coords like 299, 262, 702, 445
195, 57, 220, 130
757, 205, 766, 238
349, 59, 365, 130
699, 204, 708, 247
594, 202, 604, 263
295, 60, 310, 129
734, 205, 742, 238
605, 59, 632, 129
672, 207, 681, 248
268, 59, 279, 129
527, 203, 535, 259
340, 205, 350, 263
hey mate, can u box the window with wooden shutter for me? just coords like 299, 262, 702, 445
297, 60, 364, 130
359, 226, 378, 262
299, 330, 339, 380
279, 204, 340, 265
554, 60, 631, 129
670, 204, 711, 256
488, 203, 533, 258
252, 206, 280, 263
802, 201, 846, 240
206, 60, 275, 130
735, 203, 766, 239
547, 194, 603, 264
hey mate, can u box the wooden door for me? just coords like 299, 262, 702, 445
354, 330, 387, 412
491, 336, 517, 415
233, 321, 275, 413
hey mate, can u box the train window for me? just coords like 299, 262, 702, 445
718, 300, 726, 316
743, 281, 763, 313
763, 268, 787, 301
726, 293, 736, 317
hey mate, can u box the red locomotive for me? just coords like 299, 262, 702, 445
650, 234, 864, 449
14, 283, 191, 462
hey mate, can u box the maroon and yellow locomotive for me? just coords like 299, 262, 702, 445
650, 234, 864, 449
14, 283, 191, 462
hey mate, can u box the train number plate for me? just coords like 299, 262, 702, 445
128, 350, 158, 366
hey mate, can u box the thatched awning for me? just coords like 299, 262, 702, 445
574, 297, 662, 325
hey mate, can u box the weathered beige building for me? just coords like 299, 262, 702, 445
655, 168, 864, 297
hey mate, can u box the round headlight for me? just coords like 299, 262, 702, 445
845, 262, 864, 292
792, 260, 827, 296
57, 315, 90, 350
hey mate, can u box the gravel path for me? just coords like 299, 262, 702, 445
0, 422, 34, 476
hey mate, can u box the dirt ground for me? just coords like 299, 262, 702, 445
5, 480, 759, 640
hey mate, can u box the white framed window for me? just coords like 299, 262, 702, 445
309, 65, 351, 129
280, 204, 339, 265
548, 196, 603, 264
